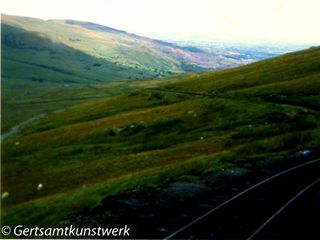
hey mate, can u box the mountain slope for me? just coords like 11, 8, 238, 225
166, 46, 320, 93
1, 22, 137, 132
2, 14, 247, 83
2, 47, 319, 228
1, 16, 176, 84
2, 24, 134, 83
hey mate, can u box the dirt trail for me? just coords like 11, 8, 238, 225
1, 114, 45, 141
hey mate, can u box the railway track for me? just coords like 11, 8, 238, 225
165, 158, 320, 239
248, 177, 320, 239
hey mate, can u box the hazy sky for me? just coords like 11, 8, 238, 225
1, 0, 320, 44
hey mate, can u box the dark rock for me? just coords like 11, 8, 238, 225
160, 181, 210, 204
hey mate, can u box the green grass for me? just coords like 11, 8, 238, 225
1, 21, 170, 131
1, 47, 320, 229
1, 71, 187, 132
2, 24, 147, 82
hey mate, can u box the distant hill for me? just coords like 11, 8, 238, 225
1, 14, 248, 85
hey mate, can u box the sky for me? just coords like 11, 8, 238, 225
1, 0, 320, 44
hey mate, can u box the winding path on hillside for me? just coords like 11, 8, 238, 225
148, 88, 320, 113
1, 114, 45, 141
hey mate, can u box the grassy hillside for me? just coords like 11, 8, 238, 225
1, 21, 147, 132
1, 47, 319, 228
166, 46, 320, 94
1, 14, 210, 84
1, 66, 185, 133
